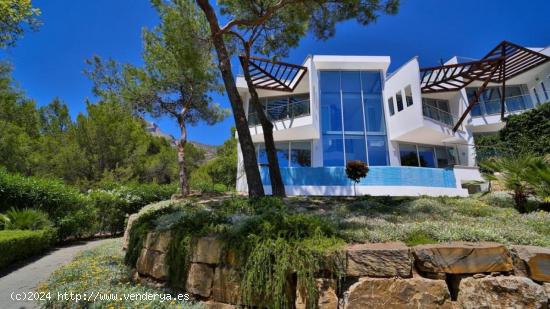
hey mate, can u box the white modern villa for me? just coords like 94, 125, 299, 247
234, 41, 550, 197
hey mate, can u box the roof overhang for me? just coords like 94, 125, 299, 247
419, 41, 550, 131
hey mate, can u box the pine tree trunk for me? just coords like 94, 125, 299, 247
196, 0, 264, 197
241, 57, 286, 197
177, 117, 190, 196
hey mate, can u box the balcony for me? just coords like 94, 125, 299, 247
422, 101, 455, 127
248, 98, 310, 126
470, 93, 547, 118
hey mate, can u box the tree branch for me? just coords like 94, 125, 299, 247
218, 0, 300, 35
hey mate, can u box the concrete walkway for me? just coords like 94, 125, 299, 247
0, 238, 118, 309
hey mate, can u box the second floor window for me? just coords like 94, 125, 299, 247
248, 94, 310, 126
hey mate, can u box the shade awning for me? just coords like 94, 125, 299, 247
419, 41, 550, 131
239, 56, 307, 92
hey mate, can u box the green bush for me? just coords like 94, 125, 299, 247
88, 190, 127, 235
4, 208, 53, 230
0, 229, 56, 269
0, 169, 90, 239
99, 182, 177, 214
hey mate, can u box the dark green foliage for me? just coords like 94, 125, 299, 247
3, 208, 53, 230
500, 102, 550, 156
124, 197, 344, 308
474, 134, 505, 164
0, 169, 90, 239
345, 160, 369, 183
0, 229, 56, 270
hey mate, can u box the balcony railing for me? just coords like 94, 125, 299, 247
422, 102, 455, 127
248, 98, 310, 126
471, 93, 546, 117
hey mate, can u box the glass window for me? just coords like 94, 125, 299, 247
388, 97, 395, 115
320, 71, 340, 93
361, 71, 382, 94
417, 146, 436, 168
290, 142, 311, 167
534, 88, 541, 105
396, 93, 404, 111
289, 94, 310, 117
341, 71, 362, 93
343, 92, 364, 133
367, 135, 388, 166
344, 135, 367, 163
482, 88, 501, 115
275, 142, 290, 167
437, 100, 450, 113
541, 82, 549, 101
266, 97, 289, 121
399, 144, 418, 166
321, 92, 342, 133
504, 86, 524, 112
405, 85, 413, 107
323, 134, 344, 166
257, 144, 268, 166
364, 95, 385, 133
435, 147, 455, 168
466, 88, 482, 117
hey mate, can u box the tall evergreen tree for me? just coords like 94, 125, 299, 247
86, 0, 228, 196
196, 0, 399, 196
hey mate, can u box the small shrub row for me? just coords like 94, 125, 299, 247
0, 169, 178, 240
0, 229, 57, 270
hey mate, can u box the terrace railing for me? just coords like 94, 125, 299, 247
422, 102, 456, 127
248, 98, 310, 127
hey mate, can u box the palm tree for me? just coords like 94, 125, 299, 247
524, 155, 550, 210
480, 155, 537, 213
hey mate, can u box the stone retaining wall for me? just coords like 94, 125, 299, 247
127, 232, 550, 308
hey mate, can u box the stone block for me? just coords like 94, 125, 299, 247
346, 242, 412, 278
136, 248, 167, 280
212, 266, 241, 304
457, 276, 547, 309
192, 236, 223, 265
186, 263, 214, 298
296, 279, 338, 309
143, 231, 172, 253
413, 242, 513, 274
512, 245, 550, 282
343, 277, 452, 309
122, 213, 139, 250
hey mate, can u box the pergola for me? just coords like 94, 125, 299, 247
239, 56, 308, 92
420, 41, 550, 132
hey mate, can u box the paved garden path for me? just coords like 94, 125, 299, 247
0, 238, 118, 309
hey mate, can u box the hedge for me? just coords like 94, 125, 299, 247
0, 229, 57, 270
0, 169, 91, 239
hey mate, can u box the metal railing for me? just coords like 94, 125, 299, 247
248, 98, 310, 126
422, 102, 455, 127
471, 93, 547, 117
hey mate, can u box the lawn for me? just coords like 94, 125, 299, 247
37, 239, 202, 309
187, 191, 550, 247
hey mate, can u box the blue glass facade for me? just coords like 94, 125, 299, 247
320, 71, 389, 166
260, 166, 457, 188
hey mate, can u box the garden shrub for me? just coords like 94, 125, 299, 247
0, 169, 90, 239
99, 182, 178, 214
0, 229, 56, 269
3, 208, 53, 230
88, 190, 128, 235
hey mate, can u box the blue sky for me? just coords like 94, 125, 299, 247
2, 0, 550, 145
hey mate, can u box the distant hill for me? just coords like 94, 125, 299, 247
144, 120, 219, 162
189, 141, 219, 162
